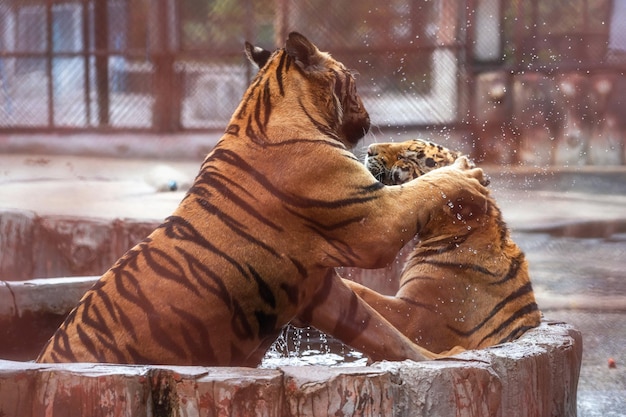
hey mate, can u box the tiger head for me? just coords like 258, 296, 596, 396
366, 139, 490, 239
365, 139, 462, 185
244, 32, 370, 147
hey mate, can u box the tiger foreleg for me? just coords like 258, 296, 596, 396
297, 270, 439, 362
343, 279, 464, 360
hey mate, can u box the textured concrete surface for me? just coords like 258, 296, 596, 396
0, 321, 580, 417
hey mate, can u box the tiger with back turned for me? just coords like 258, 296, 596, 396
344, 139, 541, 354
37, 34, 488, 366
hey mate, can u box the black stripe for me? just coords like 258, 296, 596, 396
447, 282, 536, 338
253, 82, 271, 137
160, 216, 251, 282
140, 245, 201, 297
93, 331, 126, 363
235, 76, 263, 120
286, 206, 370, 231
421, 259, 498, 277
359, 181, 385, 194
288, 214, 360, 265
298, 270, 335, 324
193, 169, 257, 206
51, 329, 77, 362
298, 96, 338, 139
489, 252, 525, 285
248, 264, 277, 309
194, 183, 283, 233
209, 148, 381, 209
275, 52, 287, 95
226, 124, 240, 136
231, 298, 255, 340
413, 234, 471, 258
479, 302, 540, 345
499, 324, 538, 344
125, 344, 153, 364
289, 256, 308, 278
254, 310, 278, 338
94, 286, 119, 325
246, 113, 267, 145
81, 294, 117, 343
262, 79, 272, 127
332, 290, 370, 343
397, 296, 434, 310
114, 301, 139, 343
76, 324, 99, 360
398, 275, 439, 290
147, 319, 188, 359
284, 50, 292, 72
170, 305, 217, 363
113, 268, 155, 312
280, 282, 300, 305
176, 246, 232, 306
59, 306, 78, 329
196, 198, 285, 256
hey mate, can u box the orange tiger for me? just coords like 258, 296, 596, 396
37, 34, 488, 366
345, 139, 541, 353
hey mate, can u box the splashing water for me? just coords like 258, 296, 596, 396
260, 325, 367, 368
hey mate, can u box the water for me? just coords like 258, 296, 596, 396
261, 325, 367, 368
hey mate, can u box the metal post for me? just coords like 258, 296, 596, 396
94, 0, 109, 126
81, 0, 91, 126
45, 0, 54, 127
152, 0, 178, 132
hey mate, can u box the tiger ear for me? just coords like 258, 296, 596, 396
244, 42, 272, 68
285, 32, 323, 71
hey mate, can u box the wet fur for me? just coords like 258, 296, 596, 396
37, 37, 488, 365
347, 139, 541, 353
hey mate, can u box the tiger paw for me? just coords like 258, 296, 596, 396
449, 156, 490, 187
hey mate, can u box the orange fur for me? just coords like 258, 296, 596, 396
347, 139, 540, 354
37, 38, 488, 366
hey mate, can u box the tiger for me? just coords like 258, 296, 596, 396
366, 139, 462, 185
344, 139, 541, 354
36, 33, 488, 366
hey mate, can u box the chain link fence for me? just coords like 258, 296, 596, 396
0, 0, 469, 133
0, 0, 625, 164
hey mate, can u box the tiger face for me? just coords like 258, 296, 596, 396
365, 139, 462, 185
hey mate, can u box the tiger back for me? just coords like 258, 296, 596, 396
346, 139, 541, 353
36, 35, 489, 366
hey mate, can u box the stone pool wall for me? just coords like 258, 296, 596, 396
0, 275, 581, 417
0, 320, 580, 417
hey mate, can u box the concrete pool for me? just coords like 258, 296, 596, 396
2, 153, 625, 416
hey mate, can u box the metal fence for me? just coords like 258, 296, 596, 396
0, 0, 468, 132
0, 0, 624, 143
